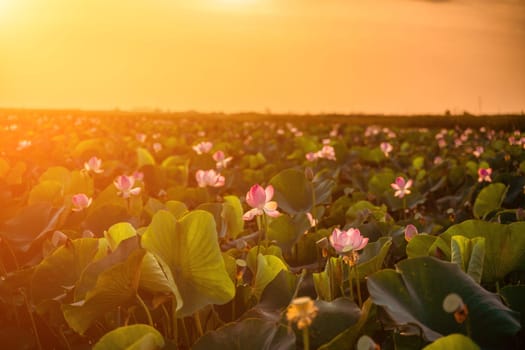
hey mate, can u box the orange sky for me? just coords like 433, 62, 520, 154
0, 0, 524, 114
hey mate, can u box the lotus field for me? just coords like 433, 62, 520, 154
1, 112, 524, 350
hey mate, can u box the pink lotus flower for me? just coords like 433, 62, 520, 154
404, 224, 418, 242
213, 150, 233, 170
473, 146, 484, 158
242, 184, 280, 220
84, 156, 103, 174
391, 176, 413, 198
132, 171, 144, 181
317, 145, 336, 160
305, 152, 317, 162
71, 193, 92, 211
136, 133, 147, 143
329, 227, 368, 254
192, 141, 213, 155
380, 142, 393, 157
195, 169, 225, 188
477, 167, 492, 182
153, 142, 162, 153
114, 175, 142, 198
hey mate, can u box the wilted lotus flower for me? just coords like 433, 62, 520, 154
195, 169, 225, 188
477, 167, 492, 182
404, 224, 418, 242
391, 176, 413, 198
114, 175, 141, 198
242, 184, 280, 220
71, 193, 92, 211
380, 142, 393, 157
286, 296, 319, 330
84, 156, 103, 174
213, 150, 233, 170
192, 141, 213, 154
330, 227, 368, 254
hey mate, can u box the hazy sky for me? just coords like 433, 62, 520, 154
0, 0, 524, 114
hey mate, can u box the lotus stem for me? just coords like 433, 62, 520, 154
181, 318, 190, 347
303, 325, 310, 350
161, 304, 171, 338
194, 312, 204, 337
21, 289, 43, 350
354, 266, 363, 308
136, 293, 153, 327
348, 264, 354, 301
172, 300, 178, 343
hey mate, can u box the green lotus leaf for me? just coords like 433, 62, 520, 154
137, 147, 156, 167
500, 285, 525, 326
346, 201, 389, 225
306, 298, 362, 349
141, 210, 235, 317
318, 299, 377, 350
406, 234, 451, 260
367, 257, 521, 348
270, 168, 313, 214
367, 168, 395, 197
93, 324, 165, 350
253, 254, 288, 300
246, 245, 285, 275
356, 237, 392, 278
423, 334, 480, 350
440, 220, 525, 283
72, 138, 106, 158
1, 203, 65, 251
28, 180, 64, 206
62, 245, 146, 334
32, 238, 99, 306
450, 236, 485, 284
223, 195, 244, 238
473, 183, 508, 219
69, 170, 94, 196
104, 222, 177, 296
267, 213, 310, 251
165, 200, 189, 219
192, 318, 295, 350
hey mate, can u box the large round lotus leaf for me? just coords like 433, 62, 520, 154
306, 298, 362, 349
500, 285, 525, 326
28, 180, 64, 206
367, 169, 395, 197
137, 147, 156, 167
141, 210, 235, 317
346, 201, 389, 225
0, 203, 64, 251
270, 168, 313, 214
367, 257, 520, 348
62, 246, 146, 335
75, 236, 174, 301
267, 213, 310, 251
31, 238, 99, 306
423, 334, 480, 350
440, 220, 525, 283
406, 234, 451, 260
223, 195, 244, 238
356, 237, 392, 278
246, 245, 285, 275
318, 299, 378, 350
69, 170, 94, 196
253, 254, 288, 300
192, 318, 295, 350
93, 324, 165, 350
473, 183, 507, 219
